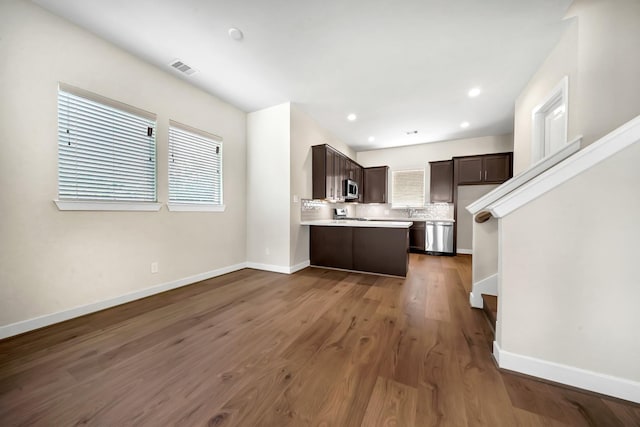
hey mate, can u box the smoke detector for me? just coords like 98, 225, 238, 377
169, 59, 197, 76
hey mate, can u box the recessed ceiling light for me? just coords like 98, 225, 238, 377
460, 121, 470, 128
347, 113, 357, 121
228, 27, 244, 41
368, 136, 375, 142
468, 87, 481, 98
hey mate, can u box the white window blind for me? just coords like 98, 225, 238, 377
391, 169, 425, 207
57, 84, 157, 202
168, 121, 222, 206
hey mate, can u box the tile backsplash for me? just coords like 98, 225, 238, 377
355, 203, 453, 219
301, 199, 356, 221
301, 199, 453, 221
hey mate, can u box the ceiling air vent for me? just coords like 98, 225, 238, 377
169, 59, 196, 76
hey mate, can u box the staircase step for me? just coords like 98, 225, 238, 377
482, 294, 498, 332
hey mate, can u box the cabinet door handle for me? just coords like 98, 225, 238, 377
479, 170, 482, 180
485, 170, 487, 181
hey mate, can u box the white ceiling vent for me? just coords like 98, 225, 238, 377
169, 59, 196, 76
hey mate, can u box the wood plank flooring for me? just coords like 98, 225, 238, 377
1, 254, 639, 426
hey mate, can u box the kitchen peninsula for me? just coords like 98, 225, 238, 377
301, 220, 412, 277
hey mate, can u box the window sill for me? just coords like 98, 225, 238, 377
167, 203, 226, 212
54, 200, 162, 211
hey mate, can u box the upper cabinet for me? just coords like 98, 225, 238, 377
312, 144, 364, 201
429, 160, 453, 202
454, 152, 513, 185
363, 166, 388, 203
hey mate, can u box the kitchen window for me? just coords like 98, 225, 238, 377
391, 169, 425, 208
167, 121, 224, 212
55, 83, 160, 211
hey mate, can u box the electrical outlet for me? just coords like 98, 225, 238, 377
151, 262, 159, 273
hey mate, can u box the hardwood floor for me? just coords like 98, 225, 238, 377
1, 254, 638, 426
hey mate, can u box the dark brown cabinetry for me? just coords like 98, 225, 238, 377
312, 144, 364, 201
310, 225, 409, 276
363, 166, 388, 203
409, 221, 426, 251
454, 153, 513, 185
309, 226, 353, 270
429, 160, 453, 202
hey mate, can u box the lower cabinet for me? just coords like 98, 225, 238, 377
310, 226, 409, 277
409, 221, 426, 251
309, 226, 353, 270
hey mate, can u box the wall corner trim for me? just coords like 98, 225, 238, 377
246, 261, 310, 275
0, 262, 248, 340
493, 341, 640, 404
488, 115, 640, 218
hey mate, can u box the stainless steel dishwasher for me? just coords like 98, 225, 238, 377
425, 221, 454, 255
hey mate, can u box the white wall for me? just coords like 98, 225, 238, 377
498, 0, 640, 399
499, 141, 640, 383
289, 105, 354, 266
457, 185, 496, 252
357, 134, 513, 201
513, 19, 579, 174
246, 103, 291, 270
513, 0, 640, 173
472, 218, 498, 283
0, 1, 246, 332
0, 0, 247, 329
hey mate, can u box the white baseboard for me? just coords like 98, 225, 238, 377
493, 341, 640, 404
247, 260, 310, 274
246, 262, 290, 274
469, 273, 498, 308
457, 248, 473, 255
289, 260, 310, 274
0, 262, 248, 340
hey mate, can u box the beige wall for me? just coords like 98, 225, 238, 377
513, 20, 579, 174
457, 185, 497, 252
513, 0, 640, 173
499, 141, 640, 381
289, 105, 354, 266
500, 0, 640, 389
0, 1, 247, 327
574, 0, 640, 146
246, 103, 291, 269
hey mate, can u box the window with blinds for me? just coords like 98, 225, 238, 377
57, 84, 157, 204
391, 169, 425, 207
168, 121, 223, 209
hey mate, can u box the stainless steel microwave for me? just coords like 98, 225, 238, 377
343, 179, 358, 200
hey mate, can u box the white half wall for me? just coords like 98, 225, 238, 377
498, 141, 640, 391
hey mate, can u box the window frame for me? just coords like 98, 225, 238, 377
54, 83, 161, 211
390, 168, 426, 209
166, 120, 225, 212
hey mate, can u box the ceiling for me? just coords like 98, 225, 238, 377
33, 0, 572, 151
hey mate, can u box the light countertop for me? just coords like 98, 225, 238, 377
365, 217, 455, 223
301, 219, 413, 228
